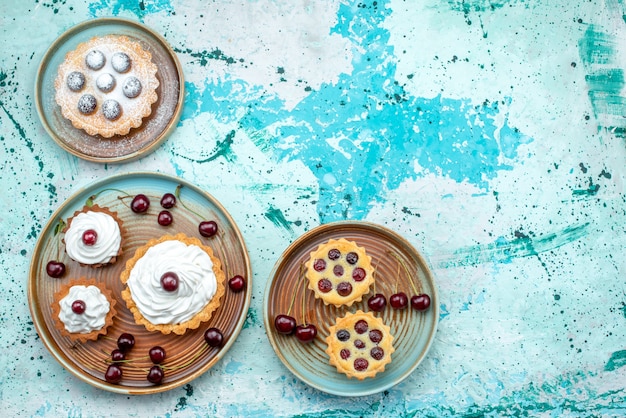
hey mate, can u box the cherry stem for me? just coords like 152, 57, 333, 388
286, 264, 304, 315
104, 358, 145, 366
164, 344, 209, 371
100, 350, 148, 369
372, 259, 380, 293
87, 188, 130, 206
388, 251, 419, 295
174, 184, 204, 220
300, 264, 307, 326
53, 218, 66, 259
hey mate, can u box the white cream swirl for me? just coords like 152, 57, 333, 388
126, 240, 218, 325
65, 211, 121, 265
58, 285, 111, 333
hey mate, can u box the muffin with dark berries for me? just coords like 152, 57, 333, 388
63, 204, 124, 268
305, 238, 375, 307
51, 278, 117, 343
54, 35, 159, 137
325, 310, 394, 380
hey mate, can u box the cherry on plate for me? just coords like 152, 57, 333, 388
295, 324, 317, 343
367, 293, 387, 312
160, 193, 176, 209
131, 194, 150, 213
228, 275, 245, 292
105, 364, 122, 384
411, 294, 431, 311
274, 314, 297, 335
147, 365, 164, 384
199, 220, 218, 237
204, 327, 224, 347
390, 292, 409, 309
46, 261, 66, 278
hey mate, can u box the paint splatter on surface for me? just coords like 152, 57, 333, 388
1, 0, 625, 417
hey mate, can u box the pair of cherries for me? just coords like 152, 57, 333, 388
274, 315, 317, 343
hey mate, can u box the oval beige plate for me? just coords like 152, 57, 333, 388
35, 18, 183, 163
28, 172, 251, 394
263, 221, 439, 396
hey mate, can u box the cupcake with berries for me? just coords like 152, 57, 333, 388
63, 204, 124, 268
305, 238, 375, 308
325, 310, 394, 380
51, 278, 117, 344
120, 233, 226, 335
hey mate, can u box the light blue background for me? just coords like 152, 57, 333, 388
1, 0, 625, 416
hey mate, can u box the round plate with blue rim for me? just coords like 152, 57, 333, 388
28, 172, 251, 394
35, 17, 183, 163
263, 221, 439, 396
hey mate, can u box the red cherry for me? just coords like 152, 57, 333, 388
367, 293, 387, 312
71, 300, 86, 314
371, 347, 385, 360
160, 193, 176, 209
149, 346, 166, 364
158, 210, 173, 226
117, 333, 135, 352
390, 292, 409, 309
369, 329, 383, 343
46, 260, 66, 278
147, 365, 164, 384
352, 267, 366, 281
131, 194, 150, 213
354, 319, 368, 334
411, 294, 431, 311
354, 358, 369, 371
105, 364, 122, 384
333, 265, 344, 277
328, 249, 341, 260
346, 252, 358, 264
295, 324, 317, 343
317, 279, 332, 293
204, 327, 224, 347
313, 259, 326, 271
160, 272, 179, 292
228, 275, 245, 292
82, 229, 97, 245
111, 349, 125, 363
274, 314, 297, 335
336, 281, 353, 296
199, 220, 218, 237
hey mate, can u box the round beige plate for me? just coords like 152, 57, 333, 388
28, 172, 251, 394
263, 221, 439, 396
35, 18, 183, 163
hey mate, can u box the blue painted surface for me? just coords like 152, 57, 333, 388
1, 0, 625, 416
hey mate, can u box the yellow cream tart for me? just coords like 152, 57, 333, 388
305, 238, 375, 307
54, 35, 159, 138
120, 233, 226, 335
325, 310, 394, 380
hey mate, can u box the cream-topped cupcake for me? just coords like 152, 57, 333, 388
63, 204, 124, 268
120, 233, 226, 335
51, 278, 116, 343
